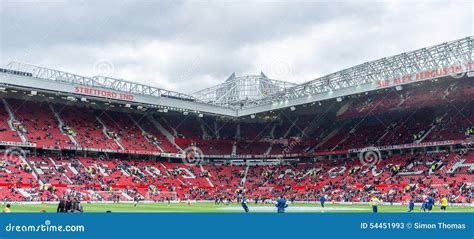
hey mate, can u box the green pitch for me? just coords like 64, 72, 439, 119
6, 202, 474, 213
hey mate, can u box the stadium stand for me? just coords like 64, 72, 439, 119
0, 150, 472, 203
0, 70, 473, 204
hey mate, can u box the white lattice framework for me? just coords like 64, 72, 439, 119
247, 36, 473, 107
191, 72, 297, 108
5, 61, 201, 102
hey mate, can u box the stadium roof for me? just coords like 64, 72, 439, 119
192, 72, 297, 108
1, 36, 472, 117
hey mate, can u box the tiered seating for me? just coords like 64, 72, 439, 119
268, 140, 310, 155
0, 149, 472, 203
318, 129, 347, 151
0, 154, 36, 201
236, 141, 270, 155
0, 155, 35, 185
338, 78, 474, 120
0, 101, 21, 142
132, 115, 180, 153
163, 115, 203, 140
98, 111, 158, 152
0, 77, 470, 157
8, 99, 72, 148
239, 122, 273, 140
0, 188, 26, 201
161, 162, 211, 188
79, 157, 134, 185
58, 106, 120, 150
205, 165, 245, 189
321, 105, 467, 151
0, 76, 473, 203
175, 138, 233, 155
214, 119, 238, 140
423, 102, 474, 142
200, 142, 233, 155
27, 155, 72, 184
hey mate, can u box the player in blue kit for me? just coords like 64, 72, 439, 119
275, 196, 288, 213
319, 195, 326, 208
408, 199, 415, 212
241, 197, 249, 213
425, 195, 434, 211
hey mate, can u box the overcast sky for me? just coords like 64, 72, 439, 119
0, 0, 472, 94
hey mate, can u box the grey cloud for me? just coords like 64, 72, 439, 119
0, 1, 381, 48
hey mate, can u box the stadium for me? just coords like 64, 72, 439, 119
0, 36, 472, 213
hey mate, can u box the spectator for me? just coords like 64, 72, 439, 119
2, 203, 11, 213
72, 198, 84, 212
57, 196, 67, 213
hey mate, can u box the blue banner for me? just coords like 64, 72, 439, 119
0, 213, 472, 239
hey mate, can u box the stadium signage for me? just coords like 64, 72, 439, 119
0, 141, 36, 147
377, 62, 472, 88
348, 140, 465, 153
60, 145, 171, 156
74, 86, 135, 101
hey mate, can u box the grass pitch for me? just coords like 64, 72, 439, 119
7, 202, 474, 213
